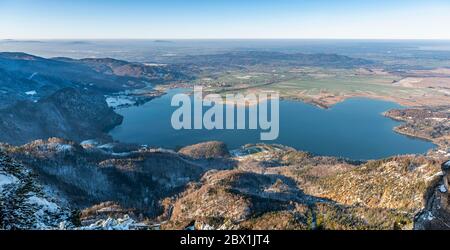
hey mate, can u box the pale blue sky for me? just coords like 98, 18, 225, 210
1, 0, 450, 39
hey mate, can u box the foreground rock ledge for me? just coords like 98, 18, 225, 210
1, 141, 449, 230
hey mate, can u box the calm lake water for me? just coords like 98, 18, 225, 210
110, 88, 435, 160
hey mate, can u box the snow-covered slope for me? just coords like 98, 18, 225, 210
79, 215, 147, 230
0, 152, 73, 229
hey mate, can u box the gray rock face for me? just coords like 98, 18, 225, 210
443, 160, 450, 171
442, 161, 450, 194
0, 88, 123, 145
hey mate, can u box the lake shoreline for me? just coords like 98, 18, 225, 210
109, 87, 436, 160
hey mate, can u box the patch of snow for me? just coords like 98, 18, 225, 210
198, 223, 215, 230
80, 139, 99, 148
48, 143, 73, 152
425, 117, 447, 122
425, 212, 435, 221
80, 215, 137, 230
0, 173, 18, 189
105, 96, 135, 108
28, 72, 38, 80
27, 196, 59, 213
152, 148, 176, 154
439, 184, 447, 193
144, 63, 167, 67
57, 144, 73, 152
98, 143, 114, 149
97, 207, 118, 213
236, 75, 253, 80
25, 90, 37, 95
59, 221, 69, 230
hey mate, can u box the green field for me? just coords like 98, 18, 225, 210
192, 66, 448, 107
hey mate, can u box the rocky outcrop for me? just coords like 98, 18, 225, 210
0, 88, 123, 145
414, 160, 450, 229
302, 156, 441, 211
443, 161, 450, 192
163, 169, 317, 230
0, 151, 73, 229
178, 141, 230, 159
163, 145, 444, 230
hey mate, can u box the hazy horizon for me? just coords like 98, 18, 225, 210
3, 38, 450, 41
2, 0, 450, 40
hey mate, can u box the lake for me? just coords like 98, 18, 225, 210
110, 88, 435, 160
